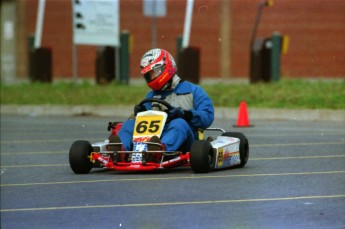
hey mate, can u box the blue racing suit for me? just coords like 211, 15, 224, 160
118, 80, 214, 152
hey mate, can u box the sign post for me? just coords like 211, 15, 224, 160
182, 0, 194, 48
34, 0, 46, 49
143, 0, 166, 48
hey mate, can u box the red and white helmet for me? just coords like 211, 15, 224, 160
140, 48, 177, 91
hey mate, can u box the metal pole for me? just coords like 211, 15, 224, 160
71, 0, 78, 81
271, 32, 281, 81
250, 0, 266, 45
151, 0, 157, 48
72, 44, 78, 82
220, 0, 231, 79
34, 0, 46, 48
116, 45, 120, 82
249, 0, 268, 83
182, 0, 194, 48
152, 16, 157, 48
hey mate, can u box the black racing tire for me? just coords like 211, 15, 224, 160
69, 140, 93, 174
190, 140, 215, 173
221, 132, 249, 167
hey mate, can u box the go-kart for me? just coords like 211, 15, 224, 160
69, 98, 249, 174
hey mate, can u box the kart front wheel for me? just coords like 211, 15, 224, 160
190, 140, 215, 173
221, 132, 249, 167
69, 140, 93, 174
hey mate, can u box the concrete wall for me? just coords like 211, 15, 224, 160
13, 0, 345, 80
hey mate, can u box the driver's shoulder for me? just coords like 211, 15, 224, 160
175, 81, 199, 94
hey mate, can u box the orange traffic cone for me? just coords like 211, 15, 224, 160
233, 101, 253, 127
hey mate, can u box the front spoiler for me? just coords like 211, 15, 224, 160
90, 151, 190, 171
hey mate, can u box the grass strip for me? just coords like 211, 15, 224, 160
1, 78, 344, 109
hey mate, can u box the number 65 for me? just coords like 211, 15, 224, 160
136, 120, 161, 134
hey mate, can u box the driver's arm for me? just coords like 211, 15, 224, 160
188, 85, 214, 130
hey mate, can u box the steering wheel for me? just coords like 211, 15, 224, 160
135, 98, 173, 113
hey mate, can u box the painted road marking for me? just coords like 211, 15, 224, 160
0, 138, 102, 144
250, 155, 345, 160
1, 194, 344, 212
1, 141, 344, 155
1, 170, 344, 187
252, 141, 345, 147
1, 164, 68, 168
1, 151, 66, 155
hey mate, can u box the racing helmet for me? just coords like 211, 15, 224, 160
140, 48, 177, 91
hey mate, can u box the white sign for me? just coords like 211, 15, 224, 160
143, 0, 166, 17
72, 0, 120, 46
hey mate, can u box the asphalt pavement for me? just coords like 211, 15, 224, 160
1, 114, 344, 228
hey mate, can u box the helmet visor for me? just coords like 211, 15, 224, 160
143, 65, 165, 83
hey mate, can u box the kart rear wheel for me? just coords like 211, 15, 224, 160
69, 140, 93, 174
221, 132, 249, 167
190, 140, 215, 173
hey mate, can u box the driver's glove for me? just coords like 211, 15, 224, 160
168, 107, 193, 122
134, 104, 147, 115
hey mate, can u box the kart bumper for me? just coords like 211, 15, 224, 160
90, 151, 190, 171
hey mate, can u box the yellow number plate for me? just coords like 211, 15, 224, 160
133, 115, 165, 137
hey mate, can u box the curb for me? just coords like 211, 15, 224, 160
1, 105, 344, 122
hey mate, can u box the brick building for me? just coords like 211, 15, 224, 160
2, 0, 345, 82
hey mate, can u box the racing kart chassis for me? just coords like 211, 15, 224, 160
69, 98, 249, 174
69, 127, 249, 174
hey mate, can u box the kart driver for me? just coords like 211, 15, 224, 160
115, 48, 214, 152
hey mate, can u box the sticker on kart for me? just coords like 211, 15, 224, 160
133, 110, 167, 139
214, 137, 241, 169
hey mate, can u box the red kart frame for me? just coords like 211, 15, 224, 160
90, 150, 191, 171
